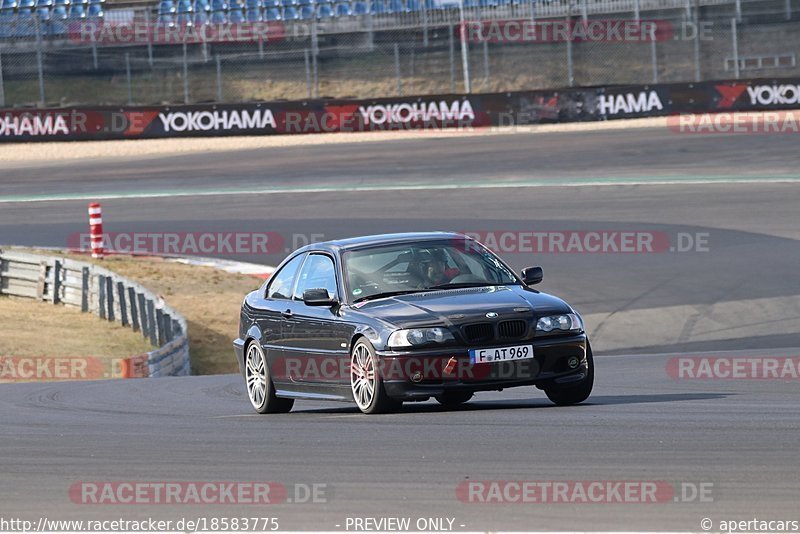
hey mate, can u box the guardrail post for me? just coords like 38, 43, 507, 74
53, 259, 62, 304
147, 299, 157, 346
106, 276, 114, 322
394, 43, 402, 96
156, 309, 166, 345
163, 313, 172, 341
98, 274, 106, 319
81, 266, 90, 312
182, 42, 190, 105
129, 287, 140, 332
137, 293, 148, 339
304, 50, 312, 100
117, 281, 128, 327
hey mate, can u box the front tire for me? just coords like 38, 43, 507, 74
544, 342, 594, 406
245, 342, 294, 414
350, 339, 401, 414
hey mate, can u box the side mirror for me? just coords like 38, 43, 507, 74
521, 266, 543, 286
302, 288, 338, 306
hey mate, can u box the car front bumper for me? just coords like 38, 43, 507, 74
376, 334, 588, 400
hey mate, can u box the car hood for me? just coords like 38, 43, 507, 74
353, 285, 573, 328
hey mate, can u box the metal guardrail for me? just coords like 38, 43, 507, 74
0, 249, 190, 378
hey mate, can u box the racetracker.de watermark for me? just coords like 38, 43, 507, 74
668, 111, 800, 134
461, 230, 710, 253
0, 356, 146, 381
69, 481, 329, 505
456, 480, 713, 503
667, 356, 800, 380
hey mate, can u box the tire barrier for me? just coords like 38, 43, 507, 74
0, 249, 190, 378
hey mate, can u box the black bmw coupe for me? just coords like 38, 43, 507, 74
234, 232, 593, 414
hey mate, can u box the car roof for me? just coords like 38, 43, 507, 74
299, 232, 468, 254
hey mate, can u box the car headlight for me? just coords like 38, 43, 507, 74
536, 313, 583, 334
388, 327, 455, 348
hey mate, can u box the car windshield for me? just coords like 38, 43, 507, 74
343, 239, 519, 302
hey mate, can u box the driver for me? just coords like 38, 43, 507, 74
421, 251, 459, 286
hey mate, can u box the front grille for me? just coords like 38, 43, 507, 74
498, 320, 527, 339
463, 323, 494, 343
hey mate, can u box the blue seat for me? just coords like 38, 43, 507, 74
17, 0, 35, 8
386, 0, 404, 11
175, 12, 192, 24
68, 4, 84, 17
334, 1, 349, 14
1, 0, 17, 9
158, 0, 175, 13
228, 6, 244, 20
478, 0, 495, 6
352, 0, 367, 13
369, 0, 385, 12
210, 0, 226, 10
228, 0, 243, 7
245, 0, 261, 8
245, 7, 260, 19
87, 2, 102, 16
209, 9, 224, 21
177, 0, 193, 12
282, 5, 297, 17
315, 2, 332, 16
406, 0, 419, 9
193, 10, 207, 23
264, 5, 280, 18
299, 4, 312, 17
194, 0, 210, 11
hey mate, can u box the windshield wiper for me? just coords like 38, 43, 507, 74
428, 282, 495, 290
353, 289, 426, 303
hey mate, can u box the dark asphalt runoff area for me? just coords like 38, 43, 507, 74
0, 126, 799, 531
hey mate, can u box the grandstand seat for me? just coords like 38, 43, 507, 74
17, 0, 35, 8
297, 0, 311, 5
35, 5, 49, 18
158, 0, 175, 13
194, 0, 210, 11
334, 1, 349, 14
210, 0, 226, 11
229, 0, 243, 8
352, 0, 367, 14
228, 6, 244, 20
87, 2, 102, 16
264, 5, 280, 18
369, 0, 385, 12
208, 9, 224, 21
193, 10, 207, 23
245, 0, 261, 9
176, 11, 192, 24
495, 0, 509, 5
177, 0, 193, 12
386, 0, 404, 12
68, 3, 84, 17
1, 0, 17, 9
245, 7, 260, 19
282, 5, 297, 17
14, 8, 35, 36
87, 0, 103, 4
406, 0, 419, 9
315, 2, 331, 16
298, 4, 312, 17
463, 0, 478, 6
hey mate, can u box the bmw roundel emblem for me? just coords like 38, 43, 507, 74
486, 312, 498, 318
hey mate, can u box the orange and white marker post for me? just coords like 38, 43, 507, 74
88, 202, 104, 259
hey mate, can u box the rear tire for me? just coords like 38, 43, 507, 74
435, 391, 474, 407
350, 339, 402, 414
245, 342, 294, 414
544, 342, 594, 406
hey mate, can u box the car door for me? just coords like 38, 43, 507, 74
282, 253, 352, 389
257, 252, 305, 388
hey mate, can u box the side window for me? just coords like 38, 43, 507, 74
266, 254, 305, 300
293, 254, 338, 300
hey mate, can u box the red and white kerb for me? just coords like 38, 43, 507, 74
88, 202, 104, 259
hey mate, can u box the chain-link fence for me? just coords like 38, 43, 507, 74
0, 0, 797, 107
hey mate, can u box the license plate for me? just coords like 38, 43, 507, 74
469, 344, 534, 364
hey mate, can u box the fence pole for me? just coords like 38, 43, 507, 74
145, 9, 154, 67
394, 42, 402, 95
182, 42, 189, 104
0, 52, 4, 108
692, 0, 700, 82
529, 0, 536, 24
482, 38, 489, 88
650, 35, 658, 83
735, 0, 741, 22
36, 43, 45, 106
730, 17, 740, 79
786, 0, 791, 20
449, 24, 456, 92
458, 0, 471, 93
311, 18, 319, 98
422, 3, 429, 46
304, 49, 312, 99
215, 54, 223, 101
634, 0, 640, 21
580, 0, 587, 24
125, 52, 133, 105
